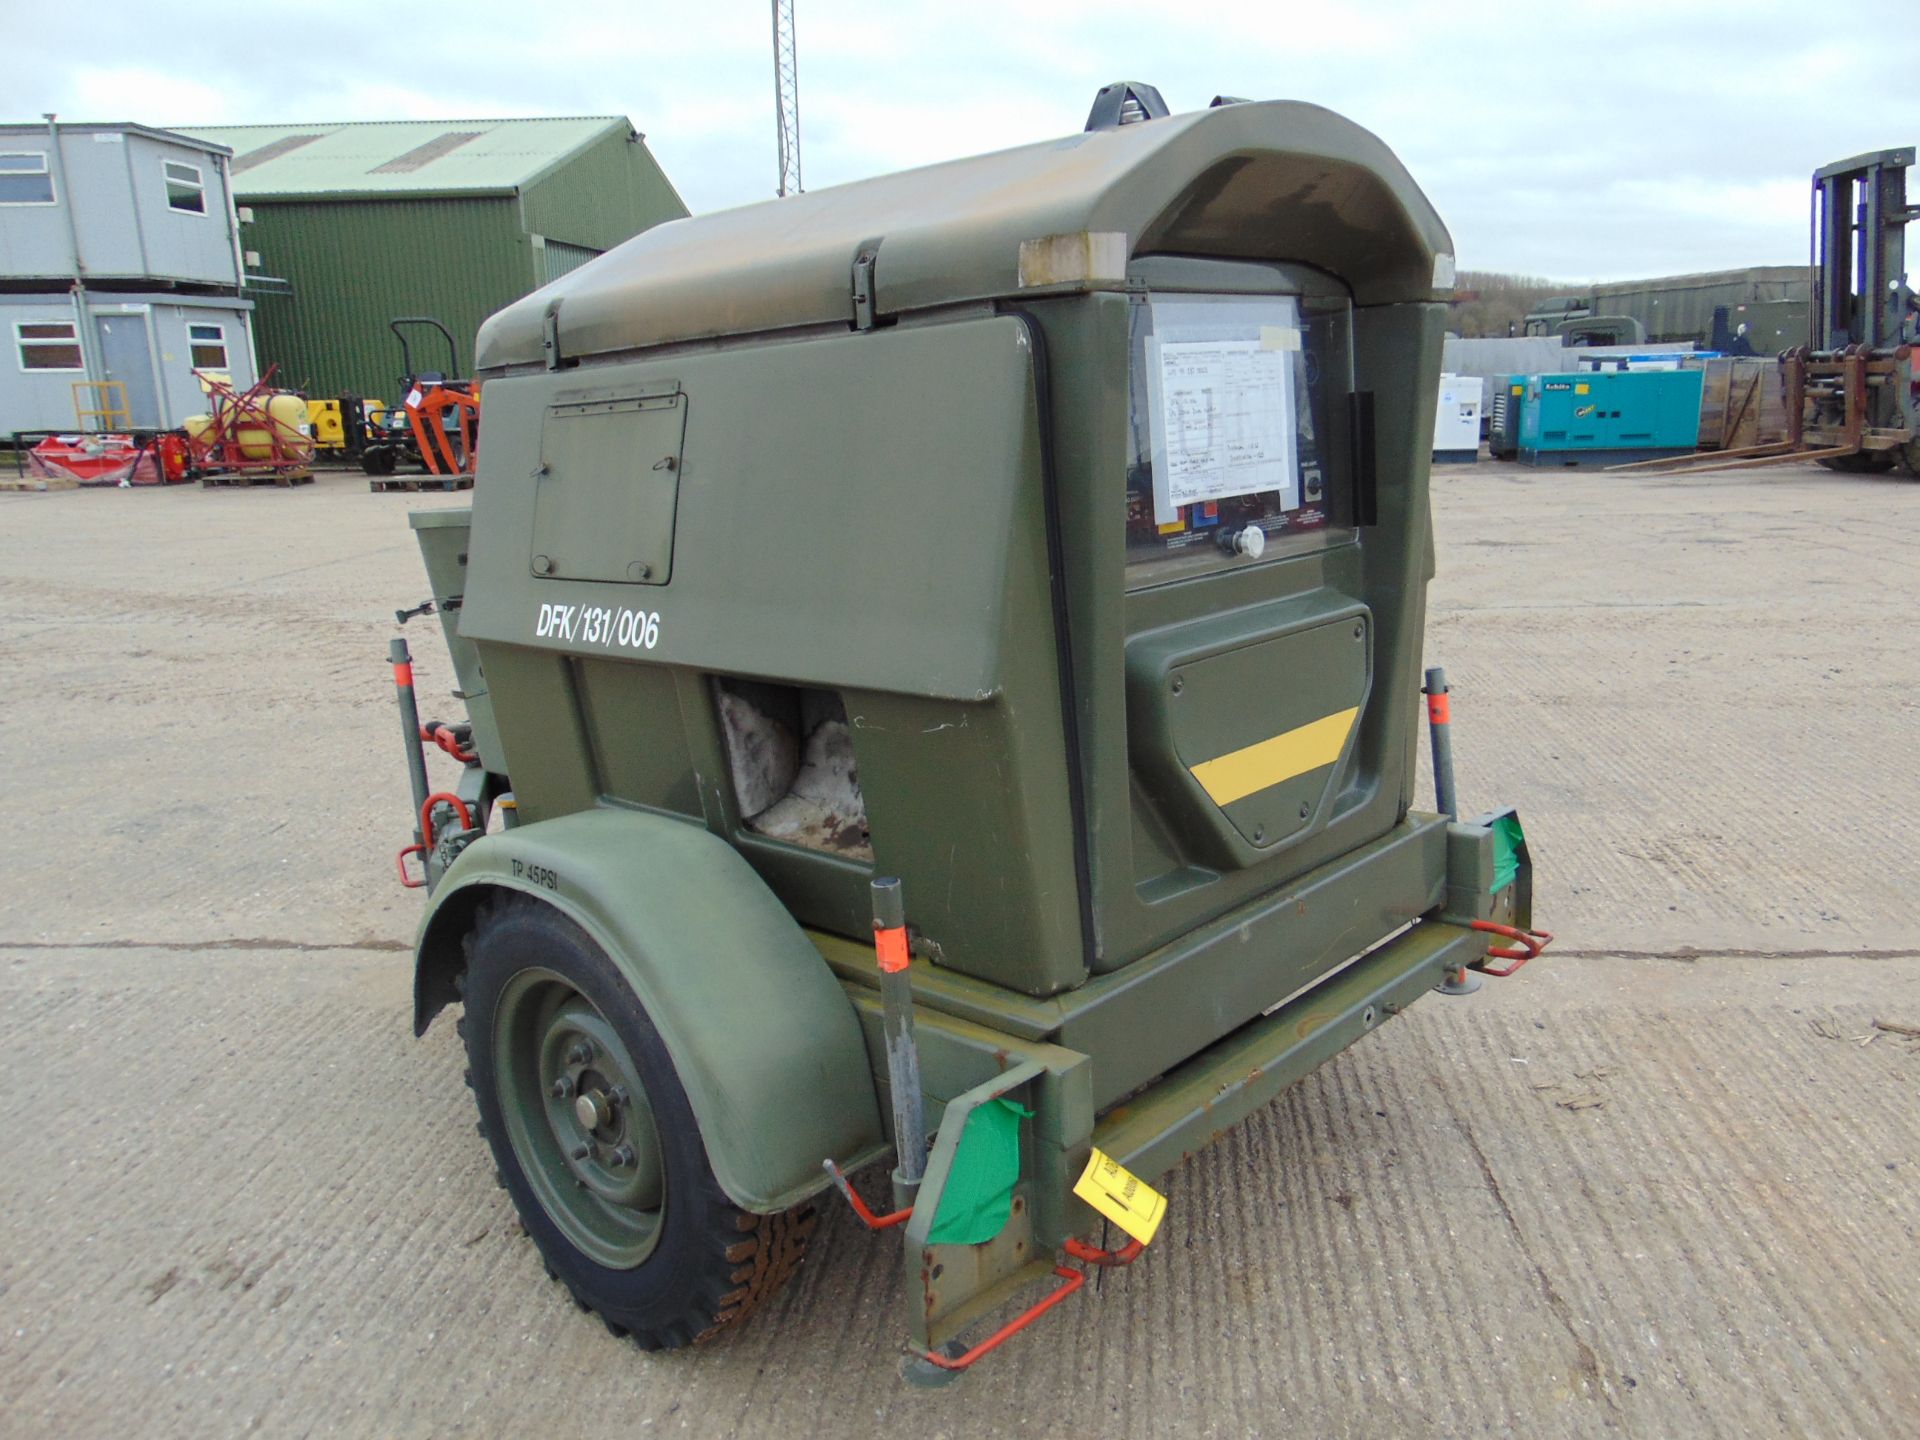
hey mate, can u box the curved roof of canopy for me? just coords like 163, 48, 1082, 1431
476, 99, 1452, 372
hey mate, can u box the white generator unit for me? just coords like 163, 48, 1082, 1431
1433, 373, 1483, 462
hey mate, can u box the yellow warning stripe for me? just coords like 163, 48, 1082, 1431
1188, 707, 1359, 807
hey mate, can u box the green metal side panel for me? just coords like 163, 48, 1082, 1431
458, 316, 1087, 997
1589, 266, 1810, 346
518, 129, 687, 255
242, 197, 526, 400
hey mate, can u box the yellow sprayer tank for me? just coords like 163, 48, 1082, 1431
233, 393, 310, 459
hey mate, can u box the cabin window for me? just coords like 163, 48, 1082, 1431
163, 160, 207, 214
16, 320, 83, 371
187, 322, 228, 370
0, 152, 54, 205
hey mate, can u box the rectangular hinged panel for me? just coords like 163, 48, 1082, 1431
531, 385, 685, 585
1174, 615, 1369, 849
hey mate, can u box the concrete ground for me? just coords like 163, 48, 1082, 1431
1, 458, 1916, 1438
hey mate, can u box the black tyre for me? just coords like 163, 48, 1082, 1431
361, 445, 397, 476
1817, 451, 1895, 474
459, 896, 815, 1349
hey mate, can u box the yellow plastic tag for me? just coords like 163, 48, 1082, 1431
1073, 1148, 1167, 1245
1574, 382, 1590, 394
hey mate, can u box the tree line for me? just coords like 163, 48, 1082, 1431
1447, 271, 1569, 337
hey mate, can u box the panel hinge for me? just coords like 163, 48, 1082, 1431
542, 301, 564, 371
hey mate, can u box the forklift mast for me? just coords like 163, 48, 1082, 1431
1811, 147, 1917, 351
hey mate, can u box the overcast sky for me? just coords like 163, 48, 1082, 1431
12, 0, 1918, 283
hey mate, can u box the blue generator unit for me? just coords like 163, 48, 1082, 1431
1515, 369, 1703, 467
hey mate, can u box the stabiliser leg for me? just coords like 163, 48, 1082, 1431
827, 1152, 1147, 1381
1425, 665, 1482, 994
825, 874, 1152, 1379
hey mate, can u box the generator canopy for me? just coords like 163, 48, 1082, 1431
476, 100, 1453, 372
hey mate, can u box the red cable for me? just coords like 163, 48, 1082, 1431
822, 1160, 912, 1229
1062, 1236, 1145, 1268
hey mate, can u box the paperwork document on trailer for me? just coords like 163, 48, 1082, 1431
1146, 337, 1299, 523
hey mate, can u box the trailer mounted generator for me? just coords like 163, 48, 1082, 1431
387, 83, 1547, 1377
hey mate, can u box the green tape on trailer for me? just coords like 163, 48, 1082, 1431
926, 1098, 1030, 1246
1490, 813, 1525, 894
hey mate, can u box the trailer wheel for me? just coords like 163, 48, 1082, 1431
1900, 438, 1920, 478
362, 445, 397, 476
459, 895, 815, 1349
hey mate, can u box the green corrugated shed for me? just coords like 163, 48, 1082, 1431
181, 117, 687, 400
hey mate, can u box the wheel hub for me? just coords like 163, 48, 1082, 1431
574, 1090, 612, 1132
493, 969, 668, 1270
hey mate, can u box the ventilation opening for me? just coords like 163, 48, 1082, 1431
715, 678, 872, 862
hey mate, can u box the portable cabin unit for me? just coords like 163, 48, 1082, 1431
0, 121, 255, 434
1432, 373, 1482, 461
181, 118, 688, 403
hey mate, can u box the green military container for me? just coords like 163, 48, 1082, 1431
389, 83, 1545, 1375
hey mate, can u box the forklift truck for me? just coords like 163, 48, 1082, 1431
389, 84, 1545, 1373
1797, 146, 1920, 475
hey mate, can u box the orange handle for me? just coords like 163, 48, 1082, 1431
1470, 919, 1553, 977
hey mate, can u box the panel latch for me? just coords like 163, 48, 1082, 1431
851, 240, 882, 331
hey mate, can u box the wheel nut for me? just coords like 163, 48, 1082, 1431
609, 1086, 629, 1107
570, 1143, 591, 1162
567, 1041, 593, 1065
550, 1076, 575, 1100
612, 1145, 636, 1168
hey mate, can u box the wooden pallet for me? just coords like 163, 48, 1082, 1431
0, 475, 80, 492
368, 474, 474, 493
200, 469, 314, 488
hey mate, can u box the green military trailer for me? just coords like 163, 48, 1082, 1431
390, 83, 1546, 1374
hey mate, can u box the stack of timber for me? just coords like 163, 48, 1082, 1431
1690, 357, 1789, 451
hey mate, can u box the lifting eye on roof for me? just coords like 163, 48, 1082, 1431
1084, 81, 1170, 132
